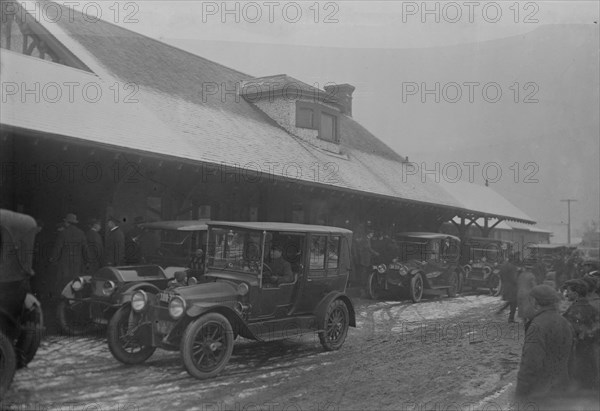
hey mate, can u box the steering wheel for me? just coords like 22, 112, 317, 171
247, 260, 261, 272
156, 247, 174, 257
263, 263, 275, 282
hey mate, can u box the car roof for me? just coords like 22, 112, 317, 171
465, 237, 511, 244
0, 208, 37, 241
208, 221, 352, 234
138, 220, 209, 231
396, 232, 460, 242
526, 243, 575, 249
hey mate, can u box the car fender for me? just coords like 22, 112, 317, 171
23, 293, 41, 312
186, 304, 255, 339
408, 269, 433, 289
60, 276, 92, 299
117, 282, 161, 305
315, 291, 356, 329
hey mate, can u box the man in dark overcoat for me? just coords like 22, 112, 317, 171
497, 258, 519, 322
105, 217, 125, 266
562, 279, 600, 390
50, 213, 89, 292
516, 284, 572, 399
85, 218, 103, 274
353, 230, 379, 290
517, 269, 538, 323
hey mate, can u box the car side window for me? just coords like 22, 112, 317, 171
309, 236, 326, 276
327, 236, 340, 269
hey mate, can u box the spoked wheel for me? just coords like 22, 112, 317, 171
107, 305, 155, 364
319, 299, 349, 351
56, 299, 95, 336
181, 313, 234, 379
447, 271, 458, 298
367, 272, 380, 300
16, 303, 44, 368
489, 275, 502, 296
0, 331, 16, 400
410, 273, 424, 303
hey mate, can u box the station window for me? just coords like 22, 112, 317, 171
296, 107, 314, 129
320, 112, 338, 143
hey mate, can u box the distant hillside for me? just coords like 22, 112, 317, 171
169, 24, 599, 233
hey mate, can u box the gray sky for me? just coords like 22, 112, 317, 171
59, 1, 600, 240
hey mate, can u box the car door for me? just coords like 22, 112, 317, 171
295, 234, 347, 314
256, 234, 305, 318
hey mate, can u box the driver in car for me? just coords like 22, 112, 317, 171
268, 244, 294, 285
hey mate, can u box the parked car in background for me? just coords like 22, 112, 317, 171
107, 221, 356, 380
57, 220, 208, 335
523, 243, 575, 271
0, 209, 43, 399
368, 232, 462, 302
461, 237, 512, 295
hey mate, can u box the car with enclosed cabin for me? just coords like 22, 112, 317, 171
107, 221, 356, 379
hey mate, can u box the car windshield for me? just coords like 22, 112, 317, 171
467, 243, 504, 263
396, 237, 460, 262
138, 228, 204, 267
207, 227, 263, 273
396, 239, 436, 261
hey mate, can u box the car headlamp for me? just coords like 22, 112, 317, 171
237, 283, 249, 296
377, 264, 387, 274
464, 264, 472, 273
102, 280, 116, 296
398, 265, 408, 275
71, 277, 84, 291
483, 266, 492, 276
169, 296, 186, 319
131, 290, 148, 312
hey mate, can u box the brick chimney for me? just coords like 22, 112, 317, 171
324, 84, 355, 117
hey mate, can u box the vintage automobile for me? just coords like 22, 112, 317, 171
0, 209, 43, 399
523, 243, 576, 271
461, 237, 512, 295
57, 220, 208, 335
107, 221, 356, 379
367, 232, 462, 302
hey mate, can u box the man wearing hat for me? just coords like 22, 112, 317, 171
516, 284, 572, 399
50, 213, 89, 294
105, 217, 125, 266
562, 279, 600, 390
266, 244, 293, 286
85, 218, 103, 274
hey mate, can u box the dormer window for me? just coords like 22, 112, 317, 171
320, 112, 338, 143
296, 106, 315, 129
295, 101, 339, 143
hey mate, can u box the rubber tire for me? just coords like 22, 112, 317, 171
180, 313, 234, 379
410, 273, 424, 303
319, 299, 350, 351
447, 271, 458, 298
0, 331, 16, 401
56, 299, 93, 336
15, 303, 44, 368
367, 272, 380, 300
107, 305, 155, 365
489, 275, 502, 297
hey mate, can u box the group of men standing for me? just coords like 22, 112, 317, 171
496, 256, 600, 401
44, 213, 126, 295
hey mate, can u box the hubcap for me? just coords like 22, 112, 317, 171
192, 322, 227, 371
326, 308, 345, 342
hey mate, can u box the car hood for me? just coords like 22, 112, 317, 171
174, 280, 239, 303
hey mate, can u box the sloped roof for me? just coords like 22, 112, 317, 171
0, 1, 534, 224
439, 180, 534, 223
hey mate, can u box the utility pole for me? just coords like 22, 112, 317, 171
560, 199, 577, 244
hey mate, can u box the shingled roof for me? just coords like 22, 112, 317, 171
1, 1, 535, 224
